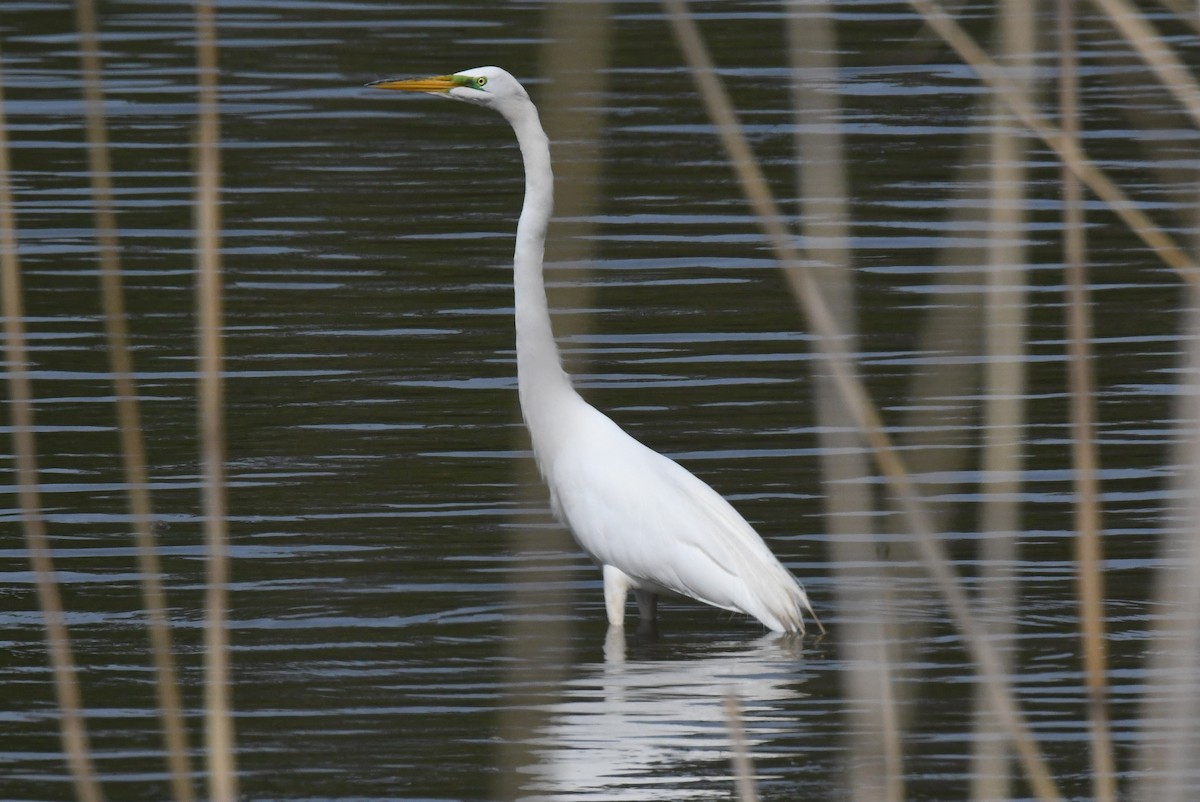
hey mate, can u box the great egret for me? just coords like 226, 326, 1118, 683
369, 66, 822, 635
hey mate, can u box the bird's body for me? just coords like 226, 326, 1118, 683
370, 66, 821, 635
545, 402, 817, 632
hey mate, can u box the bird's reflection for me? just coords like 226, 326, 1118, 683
521, 627, 810, 800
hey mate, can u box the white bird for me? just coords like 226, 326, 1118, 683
369, 66, 822, 635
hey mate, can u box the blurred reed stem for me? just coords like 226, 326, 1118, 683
73, 2, 195, 798
724, 693, 759, 802
1057, 2, 1117, 799
0, 52, 105, 802
786, 3, 903, 798
1091, 40, 1195, 231
192, 2, 237, 800
894, 124, 989, 764
494, 4, 611, 798
1086, 0, 1200, 127
1151, 0, 1200, 34
972, 0, 1033, 797
1135, 267, 1200, 802
905, 0, 1200, 284
1132, 74, 1200, 802
662, 1, 1062, 798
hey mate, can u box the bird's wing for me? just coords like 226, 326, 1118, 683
548, 413, 807, 624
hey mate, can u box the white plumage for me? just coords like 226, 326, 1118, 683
370, 66, 822, 635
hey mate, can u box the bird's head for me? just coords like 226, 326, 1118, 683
367, 66, 529, 112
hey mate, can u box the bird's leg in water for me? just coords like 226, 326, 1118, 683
634, 589, 658, 636
603, 564, 631, 627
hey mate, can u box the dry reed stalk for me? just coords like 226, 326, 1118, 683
660, 2, 1063, 799
493, 4, 611, 797
972, 2, 1034, 797
905, 0, 1200, 285
1131, 75, 1200, 802
724, 693, 759, 802
786, 4, 903, 799
0, 53, 105, 802
539, 11, 609, 376
891, 132, 988, 755
72, 2, 195, 798
192, 1, 237, 800
1134, 298, 1200, 801
1087, 0, 1200, 127
1089, 43, 1196, 231
1057, 3, 1117, 799
1150, 0, 1200, 34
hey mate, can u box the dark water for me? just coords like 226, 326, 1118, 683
2, 1, 1198, 800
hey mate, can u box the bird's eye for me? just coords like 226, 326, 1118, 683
474, 76, 487, 88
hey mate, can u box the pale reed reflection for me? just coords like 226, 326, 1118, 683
73, 0, 195, 797
1133, 186, 1200, 802
972, 0, 1034, 795
0, 44, 104, 802
1058, 0, 1116, 796
495, 2, 612, 799
786, 3, 903, 800
520, 630, 808, 801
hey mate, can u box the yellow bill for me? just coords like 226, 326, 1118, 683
366, 75, 458, 93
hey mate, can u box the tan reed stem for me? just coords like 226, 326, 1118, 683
972, 1, 1034, 797
1086, 0, 1200, 128
0, 50, 105, 802
493, 3, 611, 797
1058, 4, 1118, 800
660, 2, 1063, 799
786, 2, 904, 798
905, 0, 1200, 286
1149, 0, 1200, 34
72, 2, 195, 798
192, 2, 237, 800
1133, 277, 1200, 801
724, 693, 759, 802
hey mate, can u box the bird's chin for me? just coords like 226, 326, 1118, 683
446, 88, 489, 106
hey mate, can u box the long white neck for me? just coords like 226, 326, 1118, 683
502, 99, 580, 464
